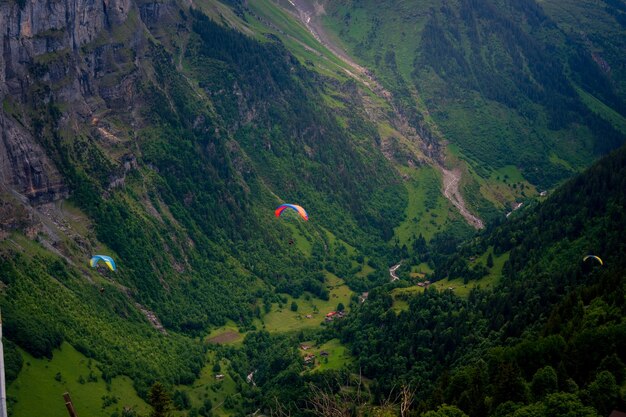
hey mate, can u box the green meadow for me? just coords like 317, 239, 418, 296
172, 352, 241, 417
244, 0, 352, 79
392, 248, 509, 312
409, 262, 433, 278
8, 343, 149, 417
257, 272, 352, 333
206, 320, 244, 346
300, 338, 354, 373
394, 166, 455, 244
283, 221, 313, 257
576, 86, 626, 135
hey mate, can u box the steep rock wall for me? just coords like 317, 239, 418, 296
0, 111, 67, 203
0, 0, 131, 204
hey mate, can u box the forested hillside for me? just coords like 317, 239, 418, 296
332, 144, 626, 416
319, 0, 626, 188
0, 0, 625, 416
206, 136, 626, 417
0, 0, 404, 412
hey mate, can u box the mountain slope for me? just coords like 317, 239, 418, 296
0, 0, 406, 407
1, 0, 625, 415
177, 131, 626, 417
334, 143, 626, 416
314, 0, 626, 189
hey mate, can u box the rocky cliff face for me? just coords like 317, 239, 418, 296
0, 0, 132, 206
0, 111, 67, 204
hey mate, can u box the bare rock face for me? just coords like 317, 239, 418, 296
0, 111, 68, 204
1, 0, 130, 96
0, 0, 132, 206
0, 191, 33, 237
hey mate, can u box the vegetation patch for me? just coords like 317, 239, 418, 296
173, 352, 241, 417
8, 343, 148, 417
258, 273, 352, 333
576, 86, 626, 135
393, 166, 453, 244
300, 338, 354, 373
392, 247, 508, 309
207, 331, 242, 345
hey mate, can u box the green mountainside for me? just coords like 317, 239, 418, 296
213, 132, 626, 417
318, 0, 626, 187
0, 0, 624, 416
0, 1, 403, 413
334, 144, 626, 416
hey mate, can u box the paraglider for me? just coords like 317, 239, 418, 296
275, 204, 309, 221
90, 255, 117, 271
583, 255, 603, 266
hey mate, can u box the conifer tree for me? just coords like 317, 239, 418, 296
486, 252, 494, 268
148, 382, 172, 417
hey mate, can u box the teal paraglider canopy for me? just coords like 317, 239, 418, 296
90, 255, 117, 271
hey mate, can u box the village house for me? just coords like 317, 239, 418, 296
325, 311, 337, 322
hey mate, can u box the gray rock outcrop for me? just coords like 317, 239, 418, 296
0, 0, 132, 206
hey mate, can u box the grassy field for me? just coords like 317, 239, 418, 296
258, 271, 352, 333
392, 248, 509, 311
8, 343, 149, 417
244, 0, 352, 79
319, 0, 435, 80
355, 262, 375, 278
172, 351, 242, 417
393, 166, 456, 244
283, 220, 313, 256
300, 338, 354, 373
322, 227, 357, 257
410, 262, 433, 278
576, 86, 626, 135
206, 320, 244, 346
481, 164, 538, 209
